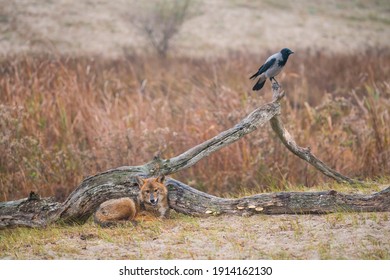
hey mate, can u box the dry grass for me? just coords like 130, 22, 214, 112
1, 49, 390, 202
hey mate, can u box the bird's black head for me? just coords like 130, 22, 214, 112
280, 48, 294, 63
280, 48, 294, 56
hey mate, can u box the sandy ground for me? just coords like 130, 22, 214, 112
84, 214, 390, 260
0, 0, 389, 57
1, 212, 389, 259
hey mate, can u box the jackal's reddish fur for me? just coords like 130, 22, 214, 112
93, 175, 169, 227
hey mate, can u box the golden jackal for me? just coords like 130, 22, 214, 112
94, 175, 169, 227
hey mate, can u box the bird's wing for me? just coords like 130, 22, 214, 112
249, 58, 276, 79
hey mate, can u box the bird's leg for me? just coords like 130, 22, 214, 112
270, 77, 281, 92
270, 77, 280, 86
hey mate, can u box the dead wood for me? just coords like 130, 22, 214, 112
1, 83, 386, 229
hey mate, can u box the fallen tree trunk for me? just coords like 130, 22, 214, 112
0, 193, 60, 228
167, 179, 390, 216
1, 83, 387, 229
1, 180, 389, 229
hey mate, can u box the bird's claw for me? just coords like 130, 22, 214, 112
272, 81, 280, 91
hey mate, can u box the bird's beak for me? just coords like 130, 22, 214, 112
290, 51, 294, 54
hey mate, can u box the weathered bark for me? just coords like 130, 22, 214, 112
167, 179, 390, 215
0, 83, 385, 229
0, 192, 60, 228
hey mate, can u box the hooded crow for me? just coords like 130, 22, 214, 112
250, 48, 294, 91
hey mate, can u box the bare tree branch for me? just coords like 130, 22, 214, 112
270, 115, 362, 184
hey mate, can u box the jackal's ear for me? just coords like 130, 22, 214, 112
155, 175, 165, 183
134, 176, 145, 186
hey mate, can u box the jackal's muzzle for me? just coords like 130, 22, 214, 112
149, 193, 159, 206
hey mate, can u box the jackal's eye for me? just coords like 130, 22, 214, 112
154, 189, 158, 193
145, 190, 150, 194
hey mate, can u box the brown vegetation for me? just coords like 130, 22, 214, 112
1, 49, 389, 202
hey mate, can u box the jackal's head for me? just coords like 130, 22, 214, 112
136, 175, 167, 206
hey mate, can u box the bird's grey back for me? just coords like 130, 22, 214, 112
264, 52, 284, 78
265, 52, 280, 63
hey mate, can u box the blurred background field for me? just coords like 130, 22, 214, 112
1, 0, 389, 56
0, 0, 389, 202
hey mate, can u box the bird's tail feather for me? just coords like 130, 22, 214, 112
252, 79, 266, 91
249, 71, 259, 79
